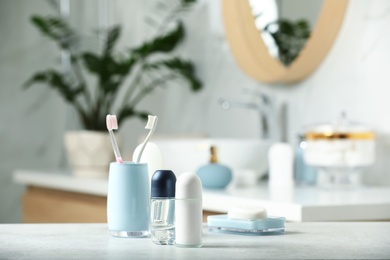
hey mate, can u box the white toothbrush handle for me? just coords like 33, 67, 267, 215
136, 124, 156, 163
109, 130, 122, 163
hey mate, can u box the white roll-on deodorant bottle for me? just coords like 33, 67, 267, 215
175, 172, 203, 248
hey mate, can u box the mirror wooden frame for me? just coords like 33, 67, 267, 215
222, 0, 349, 84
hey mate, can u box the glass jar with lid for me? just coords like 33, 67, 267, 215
303, 113, 375, 189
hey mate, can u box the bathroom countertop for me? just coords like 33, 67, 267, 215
14, 170, 390, 222
202, 184, 390, 221
0, 223, 389, 259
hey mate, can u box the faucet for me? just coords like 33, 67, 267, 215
219, 90, 287, 142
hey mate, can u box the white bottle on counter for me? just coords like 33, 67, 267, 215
268, 143, 294, 187
133, 142, 164, 180
175, 172, 203, 248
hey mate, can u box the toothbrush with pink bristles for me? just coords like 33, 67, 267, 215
106, 114, 123, 163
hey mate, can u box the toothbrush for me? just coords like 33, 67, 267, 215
136, 115, 158, 163
106, 114, 123, 163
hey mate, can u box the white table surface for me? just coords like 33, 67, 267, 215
14, 170, 390, 222
0, 223, 389, 259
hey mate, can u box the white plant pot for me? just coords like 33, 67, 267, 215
64, 131, 115, 179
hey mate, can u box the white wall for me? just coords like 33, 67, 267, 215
0, 0, 69, 222
269, 0, 390, 185
1, 0, 390, 222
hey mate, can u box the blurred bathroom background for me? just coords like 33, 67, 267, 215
1, 0, 390, 222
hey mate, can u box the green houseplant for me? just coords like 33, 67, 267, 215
263, 19, 311, 66
23, 0, 202, 178
24, 0, 202, 131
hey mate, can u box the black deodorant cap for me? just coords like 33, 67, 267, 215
151, 170, 176, 198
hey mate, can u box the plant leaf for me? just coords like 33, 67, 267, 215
116, 57, 136, 76
104, 25, 121, 56
23, 72, 47, 88
82, 51, 136, 94
31, 15, 75, 49
180, 0, 198, 9
264, 19, 310, 66
145, 57, 202, 91
82, 52, 101, 74
101, 79, 120, 94
23, 70, 82, 103
182, 0, 197, 5
132, 22, 185, 59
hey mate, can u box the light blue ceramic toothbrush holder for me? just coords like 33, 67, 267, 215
107, 162, 150, 238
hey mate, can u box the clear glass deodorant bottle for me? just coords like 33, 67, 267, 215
150, 170, 177, 245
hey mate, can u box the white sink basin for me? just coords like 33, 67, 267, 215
153, 138, 271, 185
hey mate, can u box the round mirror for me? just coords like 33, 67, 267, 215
222, 0, 348, 84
